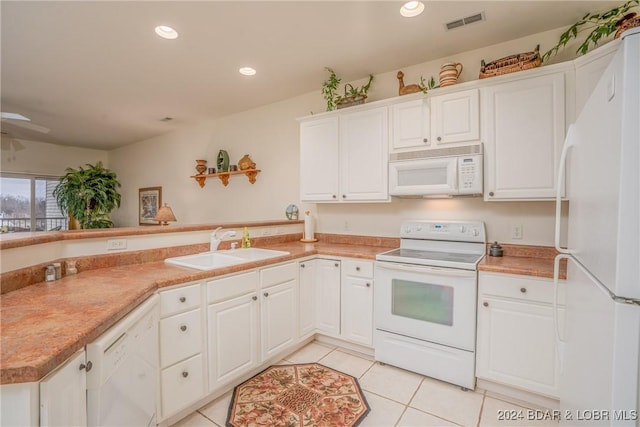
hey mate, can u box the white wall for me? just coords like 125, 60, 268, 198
1, 138, 108, 176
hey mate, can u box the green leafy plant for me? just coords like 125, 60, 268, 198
419, 75, 439, 94
542, 0, 639, 62
322, 68, 374, 111
53, 161, 122, 229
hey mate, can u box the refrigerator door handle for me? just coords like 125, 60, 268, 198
553, 254, 568, 347
555, 125, 576, 255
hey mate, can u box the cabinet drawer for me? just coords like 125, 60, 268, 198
160, 354, 205, 419
260, 262, 298, 289
342, 259, 373, 278
479, 272, 565, 305
160, 283, 201, 317
207, 271, 258, 304
159, 309, 202, 368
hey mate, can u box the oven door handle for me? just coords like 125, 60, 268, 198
375, 262, 476, 277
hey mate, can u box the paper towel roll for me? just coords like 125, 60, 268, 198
304, 210, 314, 241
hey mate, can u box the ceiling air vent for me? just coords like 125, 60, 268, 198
445, 12, 485, 30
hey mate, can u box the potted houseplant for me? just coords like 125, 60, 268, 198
322, 68, 374, 111
542, 0, 639, 62
53, 161, 122, 229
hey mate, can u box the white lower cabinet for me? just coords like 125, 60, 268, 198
40, 349, 87, 426
158, 282, 206, 420
315, 259, 342, 336
298, 260, 316, 338
340, 260, 374, 346
260, 263, 298, 360
476, 272, 564, 398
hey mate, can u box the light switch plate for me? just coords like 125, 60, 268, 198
510, 224, 523, 240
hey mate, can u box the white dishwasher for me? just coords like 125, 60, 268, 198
86, 294, 159, 427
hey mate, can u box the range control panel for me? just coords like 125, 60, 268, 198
400, 220, 486, 243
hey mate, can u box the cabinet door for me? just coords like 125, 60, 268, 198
476, 296, 562, 398
160, 354, 205, 419
300, 117, 340, 202
391, 98, 430, 152
261, 280, 297, 360
431, 89, 480, 146
339, 107, 389, 201
315, 259, 341, 336
341, 276, 373, 346
299, 260, 316, 338
40, 350, 86, 427
483, 72, 565, 200
208, 293, 259, 390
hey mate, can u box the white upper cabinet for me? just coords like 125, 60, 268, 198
390, 98, 430, 151
299, 117, 340, 201
430, 89, 480, 146
390, 89, 480, 153
482, 71, 566, 200
339, 107, 389, 201
299, 106, 389, 203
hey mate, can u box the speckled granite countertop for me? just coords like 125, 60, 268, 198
1, 238, 563, 385
478, 243, 565, 279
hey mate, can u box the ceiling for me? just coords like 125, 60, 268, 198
0, 1, 622, 150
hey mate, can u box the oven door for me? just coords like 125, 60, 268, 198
389, 157, 458, 196
374, 261, 477, 351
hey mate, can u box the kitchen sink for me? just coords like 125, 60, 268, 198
165, 248, 290, 270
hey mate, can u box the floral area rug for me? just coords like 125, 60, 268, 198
226, 363, 370, 427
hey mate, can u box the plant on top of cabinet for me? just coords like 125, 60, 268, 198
53, 161, 121, 229
542, 0, 639, 62
322, 68, 374, 111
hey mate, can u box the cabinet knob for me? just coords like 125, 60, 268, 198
437, 136, 442, 142
332, 194, 337, 199
342, 194, 346, 199
79, 361, 93, 372
179, 296, 186, 303
356, 266, 360, 271
182, 371, 189, 378
263, 292, 269, 297
301, 263, 305, 268
334, 263, 339, 267
489, 192, 494, 197
483, 301, 489, 307
520, 287, 527, 293
252, 296, 258, 301
180, 325, 187, 332
423, 138, 428, 143
366, 283, 371, 287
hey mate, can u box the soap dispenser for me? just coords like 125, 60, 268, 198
242, 227, 251, 249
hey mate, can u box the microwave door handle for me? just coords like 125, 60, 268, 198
555, 125, 575, 255
376, 262, 476, 277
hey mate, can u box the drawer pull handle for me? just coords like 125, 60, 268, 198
79, 361, 93, 372
252, 296, 258, 301
182, 371, 189, 378
180, 325, 187, 332
356, 266, 360, 271
437, 136, 442, 142
423, 138, 428, 143
179, 296, 186, 303
264, 292, 269, 297
489, 192, 495, 197
483, 301, 489, 307
332, 195, 337, 199
520, 287, 527, 293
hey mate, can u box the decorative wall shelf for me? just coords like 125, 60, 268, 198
191, 169, 261, 188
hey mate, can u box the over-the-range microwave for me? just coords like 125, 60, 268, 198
389, 144, 483, 197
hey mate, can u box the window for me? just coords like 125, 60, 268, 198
0, 174, 67, 232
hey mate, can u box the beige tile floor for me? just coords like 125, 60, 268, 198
171, 341, 559, 427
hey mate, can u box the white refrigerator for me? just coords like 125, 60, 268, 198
554, 27, 640, 426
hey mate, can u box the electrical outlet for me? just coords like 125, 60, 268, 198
510, 224, 523, 240
107, 239, 127, 251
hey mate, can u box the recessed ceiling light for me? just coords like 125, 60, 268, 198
400, 1, 425, 18
155, 25, 178, 40
239, 67, 257, 76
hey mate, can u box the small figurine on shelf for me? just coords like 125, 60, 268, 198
242, 227, 251, 248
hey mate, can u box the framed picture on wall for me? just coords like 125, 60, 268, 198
139, 187, 161, 225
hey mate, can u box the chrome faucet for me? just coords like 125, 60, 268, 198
210, 227, 237, 251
